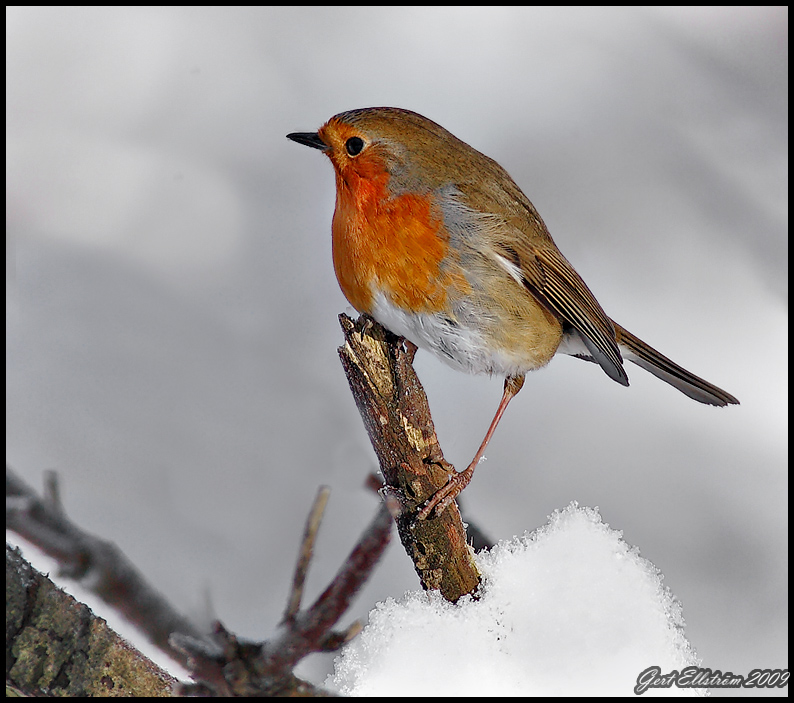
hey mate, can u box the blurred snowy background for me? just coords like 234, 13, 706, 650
6, 6, 787, 693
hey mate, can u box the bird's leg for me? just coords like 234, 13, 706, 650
416, 374, 525, 520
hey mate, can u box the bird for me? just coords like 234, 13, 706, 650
287, 107, 739, 519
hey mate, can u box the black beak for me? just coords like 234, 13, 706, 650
286, 132, 328, 151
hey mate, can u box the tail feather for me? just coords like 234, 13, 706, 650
613, 321, 739, 407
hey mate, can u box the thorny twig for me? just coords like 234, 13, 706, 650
283, 486, 331, 624
173, 490, 395, 696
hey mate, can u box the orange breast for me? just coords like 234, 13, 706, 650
331, 169, 470, 315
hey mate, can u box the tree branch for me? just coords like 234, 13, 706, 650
6, 543, 176, 696
337, 313, 481, 602
6, 467, 202, 667
8, 469, 393, 696
173, 495, 393, 696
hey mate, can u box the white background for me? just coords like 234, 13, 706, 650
7, 7, 787, 694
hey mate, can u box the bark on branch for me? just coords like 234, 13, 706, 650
337, 313, 481, 602
6, 544, 176, 697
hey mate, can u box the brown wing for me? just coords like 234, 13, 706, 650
441, 177, 627, 386
509, 243, 628, 386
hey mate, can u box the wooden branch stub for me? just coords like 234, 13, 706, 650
338, 313, 481, 602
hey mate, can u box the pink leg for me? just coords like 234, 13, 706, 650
416, 374, 525, 520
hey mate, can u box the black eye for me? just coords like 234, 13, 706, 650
345, 136, 364, 156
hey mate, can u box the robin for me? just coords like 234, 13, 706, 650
287, 107, 739, 519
